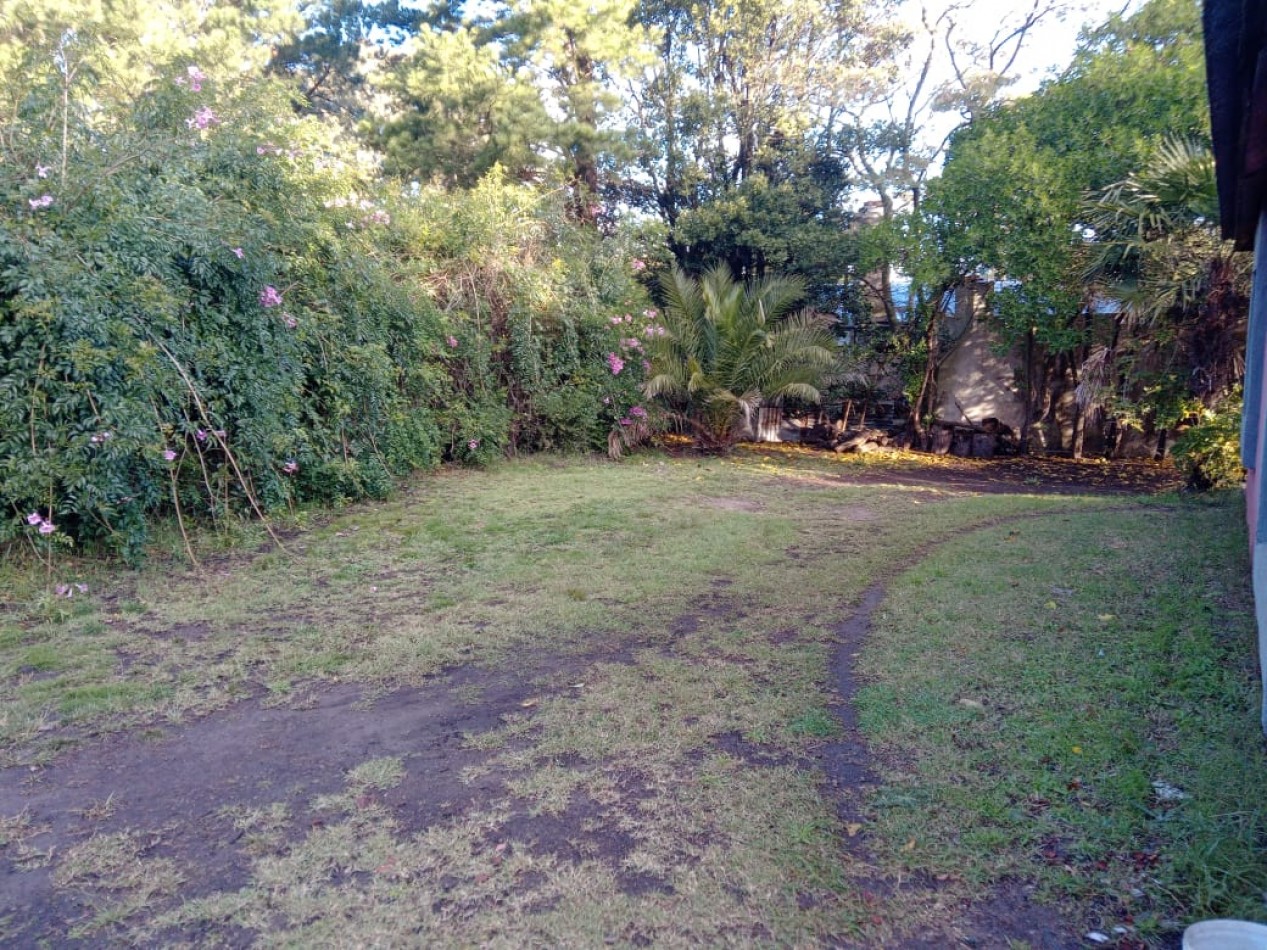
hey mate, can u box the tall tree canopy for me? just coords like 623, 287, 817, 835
913, 0, 1224, 453
619, 0, 905, 300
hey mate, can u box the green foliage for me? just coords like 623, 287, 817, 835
621, 0, 895, 299
1171, 397, 1244, 491
370, 0, 652, 216
368, 27, 551, 187
401, 173, 656, 458
1081, 139, 1250, 421
909, 0, 1223, 448
0, 11, 653, 558
644, 264, 838, 452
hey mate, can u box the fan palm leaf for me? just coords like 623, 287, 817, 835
643, 264, 839, 452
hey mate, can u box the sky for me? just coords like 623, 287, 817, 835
942, 0, 1142, 97
881, 0, 1143, 190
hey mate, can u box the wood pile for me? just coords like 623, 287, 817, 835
832, 427, 897, 454
929, 417, 1018, 458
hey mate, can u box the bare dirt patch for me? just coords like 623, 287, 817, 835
0, 645, 640, 946
746, 444, 1183, 496
819, 511, 1102, 947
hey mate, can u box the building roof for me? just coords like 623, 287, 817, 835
1205, 0, 1267, 249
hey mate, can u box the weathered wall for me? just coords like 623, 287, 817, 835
1243, 210, 1267, 547
934, 319, 1026, 430
1244, 212, 1267, 733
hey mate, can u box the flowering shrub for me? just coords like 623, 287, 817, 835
0, 18, 656, 558
402, 174, 657, 458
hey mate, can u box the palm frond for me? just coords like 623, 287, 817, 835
642, 263, 838, 451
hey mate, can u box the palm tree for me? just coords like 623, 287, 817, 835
643, 264, 839, 452
1080, 138, 1250, 412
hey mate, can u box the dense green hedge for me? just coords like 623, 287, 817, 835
0, 29, 652, 559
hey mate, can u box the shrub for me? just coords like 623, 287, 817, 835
0, 14, 657, 558
1171, 396, 1244, 491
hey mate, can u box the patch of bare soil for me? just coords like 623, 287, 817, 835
820, 511, 1097, 948
750, 445, 1183, 496
666, 575, 746, 638
0, 649, 634, 946
895, 885, 1082, 949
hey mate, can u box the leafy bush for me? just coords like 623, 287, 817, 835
1171, 397, 1244, 491
0, 15, 655, 559
403, 174, 655, 458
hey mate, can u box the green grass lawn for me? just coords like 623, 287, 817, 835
0, 450, 1261, 947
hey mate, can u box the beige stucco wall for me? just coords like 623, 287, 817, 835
935, 320, 1026, 430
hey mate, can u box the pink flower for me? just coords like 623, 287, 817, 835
28, 194, 54, 210
619, 417, 633, 426
259, 285, 283, 308
55, 584, 70, 597
35, 164, 50, 179
186, 106, 218, 130
447, 336, 459, 348
631, 259, 646, 272
38, 522, 55, 535
231, 247, 244, 259
610, 317, 622, 326
25, 512, 42, 526
467, 439, 480, 451
163, 449, 177, 461
630, 405, 647, 418
186, 65, 205, 92
641, 359, 651, 373
606, 353, 625, 375
602, 396, 611, 405
282, 313, 297, 329
644, 309, 658, 319
256, 145, 267, 155
282, 460, 298, 474
196, 429, 207, 441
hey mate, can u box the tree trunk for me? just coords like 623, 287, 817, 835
908, 301, 942, 449
1019, 327, 1034, 454
1071, 403, 1086, 460
567, 36, 599, 226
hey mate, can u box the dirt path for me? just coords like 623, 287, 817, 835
817, 510, 1132, 948
0, 641, 657, 945
743, 445, 1183, 496
0, 481, 1149, 946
